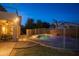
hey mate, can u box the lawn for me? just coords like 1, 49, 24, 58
10, 43, 76, 56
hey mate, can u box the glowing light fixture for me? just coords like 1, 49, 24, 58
14, 17, 19, 23
2, 26, 6, 34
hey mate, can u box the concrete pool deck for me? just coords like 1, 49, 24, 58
0, 41, 78, 56
0, 41, 37, 56
29, 36, 79, 51
0, 35, 78, 56
0, 42, 16, 56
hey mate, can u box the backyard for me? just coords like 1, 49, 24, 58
0, 3, 79, 56
0, 41, 78, 56
10, 44, 75, 56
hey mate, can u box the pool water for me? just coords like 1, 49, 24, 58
33, 34, 79, 51
37, 35, 49, 40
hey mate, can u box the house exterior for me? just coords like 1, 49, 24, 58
0, 11, 21, 41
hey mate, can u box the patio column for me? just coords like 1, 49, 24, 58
13, 25, 16, 41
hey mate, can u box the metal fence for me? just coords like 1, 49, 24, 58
61, 27, 79, 51
26, 27, 79, 51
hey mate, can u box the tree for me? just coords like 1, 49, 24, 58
21, 25, 26, 34
36, 20, 43, 28
0, 4, 7, 12
25, 18, 51, 29
25, 18, 35, 29
42, 22, 50, 28
36, 20, 51, 28
52, 19, 58, 29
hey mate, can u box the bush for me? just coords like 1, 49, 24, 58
0, 35, 12, 41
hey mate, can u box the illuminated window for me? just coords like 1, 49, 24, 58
2, 26, 6, 34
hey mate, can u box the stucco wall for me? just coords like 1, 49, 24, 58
0, 11, 21, 41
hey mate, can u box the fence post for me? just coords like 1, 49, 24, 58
63, 28, 66, 49
76, 25, 78, 49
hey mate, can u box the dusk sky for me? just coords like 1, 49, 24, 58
2, 3, 79, 25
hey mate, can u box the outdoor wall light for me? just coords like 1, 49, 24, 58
14, 17, 19, 23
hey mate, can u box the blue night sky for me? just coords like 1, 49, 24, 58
1, 3, 79, 25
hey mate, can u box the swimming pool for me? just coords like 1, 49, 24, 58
31, 34, 79, 51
